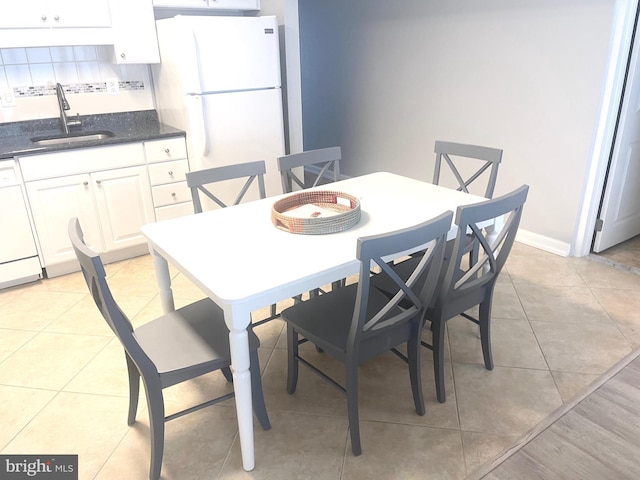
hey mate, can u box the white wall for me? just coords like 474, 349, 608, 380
296, 0, 617, 250
0, 45, 154, 123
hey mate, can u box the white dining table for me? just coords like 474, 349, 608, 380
140, 171, 488, 471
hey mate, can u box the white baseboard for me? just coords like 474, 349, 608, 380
44, 244, 149, 278
306, 167, 573, 258
515, 229, 572, 257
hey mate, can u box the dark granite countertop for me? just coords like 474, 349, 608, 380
0, 110, 185, 159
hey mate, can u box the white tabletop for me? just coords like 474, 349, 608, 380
141, 172, 486, 322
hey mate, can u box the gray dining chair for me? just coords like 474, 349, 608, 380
407, 140, 503, 264
186, 160, 267, 212
186, 160, 280, 327
280, 211, 453, 455
372, 185, 529, 403
277, 146, 341, 194
278, 147, 344, 295
433, 141, 503, 199
68, 217, 271, 480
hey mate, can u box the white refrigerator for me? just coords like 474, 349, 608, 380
151, 15, 286, 205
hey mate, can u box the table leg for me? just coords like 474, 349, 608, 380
226, 307, 255, 471
149, 247, 174, 313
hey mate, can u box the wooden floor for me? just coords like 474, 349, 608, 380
468, 347, 640, 480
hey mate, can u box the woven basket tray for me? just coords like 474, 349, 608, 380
271, 190, 361, 234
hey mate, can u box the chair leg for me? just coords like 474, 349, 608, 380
125, 353, 140, 425
144, 382, 165, 480
249, 349, 271, 430
221, 367, 233, 383
346, 364, 362, 455
286, 325, 299, 394
479, 299, 494, 371
407, 323, 425, 416
432, 318, 447, 403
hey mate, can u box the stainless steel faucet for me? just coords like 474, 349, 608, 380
55, 83, 81, 134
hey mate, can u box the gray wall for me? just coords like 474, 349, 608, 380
297, 0, 616, 246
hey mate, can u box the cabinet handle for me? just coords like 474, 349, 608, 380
120, 53, 126, 59
168, 171, 174, 176
171, 192, 177, 197
82, 181, 89, 186
165, 148, 170, 155
54, 15, 60, 22
96, 180, 102, 185
41, 15, 47, 22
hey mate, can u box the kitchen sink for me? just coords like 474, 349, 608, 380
30, 131, 115, 146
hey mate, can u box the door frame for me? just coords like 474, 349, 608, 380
573, 0, 639, 256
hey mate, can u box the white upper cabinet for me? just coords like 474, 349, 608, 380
152, 0, 260, 10
0, 0, 111, 29
109, 0, 160, 63
0, 0, 112, 47
0, 0, 159, 61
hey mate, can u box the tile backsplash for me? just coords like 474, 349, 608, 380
0, 46, 154, 123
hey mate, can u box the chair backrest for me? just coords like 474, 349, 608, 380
349, 211, 453, 352
433, 141, 503, 198
277, 146, 341, 193
186, 160, 267, 213
435, 185, 529, 312
68, 218, 155, 374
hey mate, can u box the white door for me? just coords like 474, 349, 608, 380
93, 166, 155, 251
594, 23, 640, 252
186, 89, 286, 201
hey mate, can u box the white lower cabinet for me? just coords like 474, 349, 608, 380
92, 166, 155, 251
144, 137, 193, 221
25, 166, 154, 268
20, 143, 156, 276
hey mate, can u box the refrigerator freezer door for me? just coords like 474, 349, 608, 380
186, 88, 285, 200
186, 15, 281, 93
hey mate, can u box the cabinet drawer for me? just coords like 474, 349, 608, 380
19, 143, 145, 181
152, 181, 192, 207
148, 160, 189, 186
155, 202, 194, 222
144, 137, 187, 163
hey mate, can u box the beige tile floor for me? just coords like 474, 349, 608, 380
591, 233, 640, 272
1, 242, 639, 479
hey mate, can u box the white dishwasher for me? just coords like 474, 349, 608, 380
0, 159, 42, 288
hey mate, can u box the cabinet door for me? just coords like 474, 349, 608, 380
50, 0, 111, 28
92, 166, 155, 252
0, 1, 49, 28
152, 0, 259, 9
25, 174, 104, 267
0, 0, 111, 29
152, 0, 208, 7
207, 0, 260, 10
110, 0, 160, 64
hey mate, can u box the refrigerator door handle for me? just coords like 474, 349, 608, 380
187, 95, 210, 159
196, 95, 210, 157
192, 29, 204, 95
